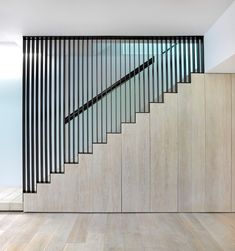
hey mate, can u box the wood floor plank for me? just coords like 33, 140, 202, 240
0, 213, 235, 250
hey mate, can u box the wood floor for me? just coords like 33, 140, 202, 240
0, 213, 235, 250
0, 188, 22, 212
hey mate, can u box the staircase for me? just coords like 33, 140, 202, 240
24, 73, 235, 212
22, 36, 214, 212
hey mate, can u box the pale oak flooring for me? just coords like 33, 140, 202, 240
0, 188, 22, 212
0, 213, 235, 251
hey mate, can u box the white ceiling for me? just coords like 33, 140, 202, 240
0, 0, 234, 43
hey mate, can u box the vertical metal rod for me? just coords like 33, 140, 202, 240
91, 39, 93, 148
170, 38, 173, 92
138, 39, 141, 111
156, 39, 159, 101
35, 38, 39, 182
77, 40, 80, 154
68, 39, 71, 159
160, 38, 164, 102
63, 39, 66, 163
187, 37, 191, 82
147, 39, 150, 106
105, 40, 108, 133
124, 40, 127, 120
54, 38, 58, 171
174, 37, 178, 93
119, 40, 122, 124
82, 39, 84, 150
129, 39, 131, 122
110, 40, 113, 130
133, 39, 136, 116
96, 40, 98, 142
44, 38, 49, 182
196, 37, 200, 73
26, 38, 31, 190
165, 37, 168, 92
152, 38, 155, 101
86, 39, 89, 151
179, 37, 183, 82
30, 37, 35, 190
142, 40, 145, 110
58, 38, 62, 171
192, 36, 195, 72
101, 39, 103, 142
72, 39, 76, 158
115, 39, 117, 131
49, 38, 52, 172
183, 37, 187, 82
201, 37, 205, 72
40, 38, 44, 181
22, 38, 26, 191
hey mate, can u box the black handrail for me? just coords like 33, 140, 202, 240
65, 43, 177, 124
65, 56, 155, 124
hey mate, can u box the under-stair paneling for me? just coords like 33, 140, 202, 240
91, 134, 122, 212
232, 74, 235, 212
122, 113, 150, 212
150, 94, 178, 212
24, 135, 122, 212
178, 74, 206, 212
205, 74, 232, 212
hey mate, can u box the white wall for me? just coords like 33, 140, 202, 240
205, 1, 235, 72
0, 43, 22, 187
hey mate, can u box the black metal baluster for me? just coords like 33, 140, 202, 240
101, 39, 103, 142
152, 38, 155, 101
160, 38, 164, 102
120, 39, 122, 125
22, 38, 27, 191
96, 40, 98, 142
48, 38, 52, 171
165, 38, 168, 92
63, 39, 66, 163
86, 39, 89, 152
111, 39, 113, 130
26, 38, 31, 190
105, 40, 108, 133
133, 39, 136, 117
58, 39, 62, 171
54, 38, 58, 171
115, 39, 117, 132
129, 39, 131, 122
72, 39, 75, 159
147, 39, 150, 107
174, 37, 178, 92
44, 38, 49, 182
201, 37, 205, 72
91, 39, 94, 150
170, 38, 173, 92
77, 39, 80, 155
138, 39, 141, 111
35, 38, 39, 182
30, 38, 35, 191
197, 37, 200, 73
187, 37, 191, 82
143, 40, 146, 110
156, 39, 159, 102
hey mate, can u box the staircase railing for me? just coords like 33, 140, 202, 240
23, 36, 204, 192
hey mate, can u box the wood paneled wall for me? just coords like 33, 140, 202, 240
24, 74, 235, 212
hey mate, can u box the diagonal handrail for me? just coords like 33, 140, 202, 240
65, 42, 177, 124
65, 56, 155, 124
